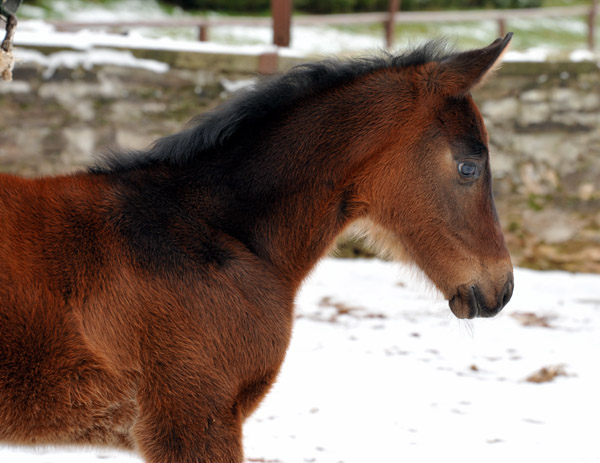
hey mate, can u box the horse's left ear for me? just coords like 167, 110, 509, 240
435, 33, 513, 95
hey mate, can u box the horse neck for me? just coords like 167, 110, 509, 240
212, 82, 398, 289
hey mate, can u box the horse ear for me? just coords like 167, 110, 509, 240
434, 33, 513, 96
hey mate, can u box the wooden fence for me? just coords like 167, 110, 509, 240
48, 0, 599, 73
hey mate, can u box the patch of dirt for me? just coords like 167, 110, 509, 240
525, 364, 569, 383
313, 296, 386, 322
510, 311, 555, 328
318, 296, 360, 316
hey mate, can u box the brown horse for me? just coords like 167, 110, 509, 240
0, 35, 514, 462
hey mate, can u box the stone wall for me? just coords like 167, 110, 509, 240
0, 58, 234, 175
475, 61, 600, 273
0, 47, 599, 272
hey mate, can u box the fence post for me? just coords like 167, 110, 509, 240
198, 24, 208, 41
259, 51, 279, 74
589, 0, 598, 50
384, 0, 400, 48
497, 18, 506, 38
272, 0, 292, 47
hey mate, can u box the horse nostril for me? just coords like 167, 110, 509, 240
499, 280, 514, 309
470, 282, 513, 318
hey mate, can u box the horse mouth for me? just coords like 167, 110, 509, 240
449, 282, 513, 319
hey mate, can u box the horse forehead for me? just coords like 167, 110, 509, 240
439, 95, 488, 142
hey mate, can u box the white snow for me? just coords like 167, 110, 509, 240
570, 49, 596, 62
1, 258, 599, 462
505, 47, 550, 62
15, 48, 169, 78
210, 23, 385, 54
14, 22, 276, 56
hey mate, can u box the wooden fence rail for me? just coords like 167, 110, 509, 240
47, 1, 598, 61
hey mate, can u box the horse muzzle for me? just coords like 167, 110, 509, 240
449, 277, 514, 319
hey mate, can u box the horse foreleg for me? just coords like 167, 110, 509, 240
133, 378, 244, 463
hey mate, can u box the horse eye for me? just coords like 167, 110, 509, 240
458, 162, 478, 178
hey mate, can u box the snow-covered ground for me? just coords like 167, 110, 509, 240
1, 258, 599, 463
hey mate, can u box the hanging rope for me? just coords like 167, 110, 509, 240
0, 0, 22, 82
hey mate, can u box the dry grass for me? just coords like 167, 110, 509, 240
525, 364, 568, 383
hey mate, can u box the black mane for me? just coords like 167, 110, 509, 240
91, 40, 453, 174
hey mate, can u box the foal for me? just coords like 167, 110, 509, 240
0, 36, 514, 462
